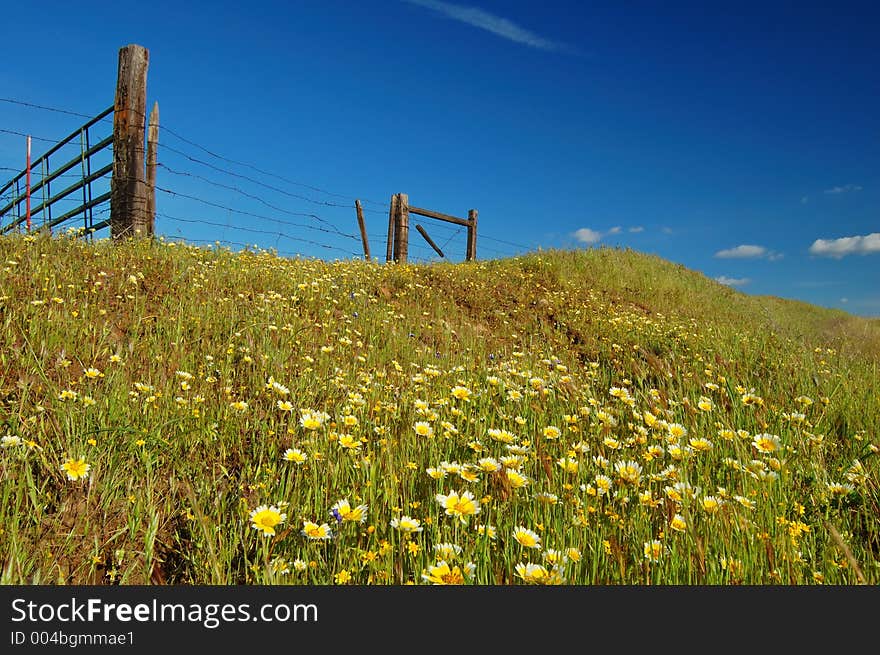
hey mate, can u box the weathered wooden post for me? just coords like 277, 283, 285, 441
466, 208, 478, 261
415, 224, 445, 258
111, 44, 149, 240
145, 101, 159, 236
386, 194, 398, 263
393, 193, 409, 263
355, 199, 370, 260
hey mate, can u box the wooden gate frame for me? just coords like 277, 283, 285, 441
385, 192, 477, 263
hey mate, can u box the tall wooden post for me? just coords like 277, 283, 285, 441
386, 194, 398, 263
145, 101, 159, 236
111, 44, 149, 240
466, 208, 478, 261
393, 193, 409, 263
355, 199, 370, 260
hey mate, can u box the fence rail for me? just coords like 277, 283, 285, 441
0, 44, 503, 262
0, 106, 113, 236
385, 193, 477, 263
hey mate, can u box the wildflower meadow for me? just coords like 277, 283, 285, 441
1, 231, 877, 584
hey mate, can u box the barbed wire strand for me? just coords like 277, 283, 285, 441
1, 96, 534, 256
0, 96, 389, 209
156, 148, 387, 215
152, 185, 360, 241
154, 164, 358, 237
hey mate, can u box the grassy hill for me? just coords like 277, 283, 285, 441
1, 232, 877, 584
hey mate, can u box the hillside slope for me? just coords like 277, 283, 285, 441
1, 233, 877, 584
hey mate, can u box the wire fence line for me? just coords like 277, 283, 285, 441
0, 94, 532, 261
156, 144, 387, 215
0, 96, 388, 210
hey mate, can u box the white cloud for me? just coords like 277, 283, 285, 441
714, 244, 767, 259
573, 228, 603, 245
715, 276, 750, 287
809, 232, 880, 258
713, 244, 783, 261
402, 0, 577, 53
661, 227, 673, 235
572, 225, 639, 245
628, 226, 644, 233
800, 196, 809, 204
824, 184, 863, 195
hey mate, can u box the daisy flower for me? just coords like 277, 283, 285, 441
689, 437, 713, 452
515, 562, 563, 585
702, 496, 723, 514
450, 386, 472, 401
752, 433, 781, 454
435, 490, 481, 523
283, 448, 308, 464
644, 540, 663, 562
557, 457, 579, 474
249, 505, 287, 537
614, 460, 642, 486
301, 520, 333, 540
330, 499, 368, 523
513, 526, 542, 549
477, 457, 501, 473
390, 516, 423, 533
433, 543, 463, 560
414, 421, 434, 438
300, 410, 329, 430
422, 561, 467, 585
61, 458, 90, 481
505, 469, 530, 489
476, 524, 497, 540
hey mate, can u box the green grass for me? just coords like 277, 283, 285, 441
1, 231, 877, 585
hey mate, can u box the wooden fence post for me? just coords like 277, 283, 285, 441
393, 193, 409, 263
416, 224, 445, 258
355, 199, 370, 260
111, 44, 149, 240
466, 208, 478, 261
145, 101, 159, 236
386, 194, 398, 263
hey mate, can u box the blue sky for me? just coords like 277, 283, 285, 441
0, 0, 877, 316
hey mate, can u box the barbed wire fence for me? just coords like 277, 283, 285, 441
0, 78, 533, 262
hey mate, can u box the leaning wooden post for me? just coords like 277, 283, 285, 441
466, 208, 478, 261
385, 194, 398, 263
111, 44, 149, 240
393, 193, 409, 263
145, 101, 159, 236
416, 224, 445, 258
355, 199, 371, 261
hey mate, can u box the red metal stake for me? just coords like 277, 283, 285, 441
25, 135, 31, 232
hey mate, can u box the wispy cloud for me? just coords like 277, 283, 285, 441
809, 232, 880, 258
715, 276, 750, 287
402, 0, 578, 53
572, 228, 603, 245
628, 226, 644, 233
572, 225, 640, 245
824, 184, 862, 195
714, 244, 783, 261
